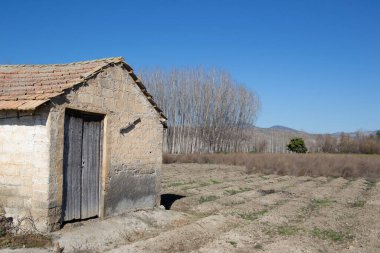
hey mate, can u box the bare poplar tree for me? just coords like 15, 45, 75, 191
139, 67, 261, 153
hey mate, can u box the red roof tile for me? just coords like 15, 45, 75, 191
0, 57, 166, 123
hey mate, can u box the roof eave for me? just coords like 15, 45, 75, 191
0, 58, 167, 127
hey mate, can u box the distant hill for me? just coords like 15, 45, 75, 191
269, 125, 305, 133
258, 125, 377, 137
250, 126, 378, 153
249, 125, 316, 153
253, 125, 312, 136
330, 130, 377, 138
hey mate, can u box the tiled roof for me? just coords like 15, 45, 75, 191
0, 57, 166, 122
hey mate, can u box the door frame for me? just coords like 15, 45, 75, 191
62, 108, 105, 223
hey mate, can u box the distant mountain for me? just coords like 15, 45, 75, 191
258, 125, 378, 137
253, 125, 311, 136
249, 125, 316, 153
269, 125, 304, 133
249, 125, 378, 153
254, 124, 378, 138
330, 130, 377, 138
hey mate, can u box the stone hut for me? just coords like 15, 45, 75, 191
0, 57, 166, 231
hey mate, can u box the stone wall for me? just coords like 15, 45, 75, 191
0, 109, 51, 231
47, 63, 163, 230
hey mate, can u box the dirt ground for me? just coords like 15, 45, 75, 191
2, 163, 380, 253
112, 163, 380, 253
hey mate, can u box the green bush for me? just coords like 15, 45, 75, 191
286, 138, 308, 153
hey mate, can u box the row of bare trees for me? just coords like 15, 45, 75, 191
315, 132, 380, 154
140, 67, 260, 153
252, 131, 380, 155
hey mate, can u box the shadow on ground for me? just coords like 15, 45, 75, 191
160, 194, 185, 210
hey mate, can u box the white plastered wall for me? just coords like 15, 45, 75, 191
0, 109, 51, 231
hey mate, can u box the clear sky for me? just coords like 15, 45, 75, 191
1, 0, 379, 133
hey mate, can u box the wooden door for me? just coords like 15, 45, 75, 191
63, 111, 102, 222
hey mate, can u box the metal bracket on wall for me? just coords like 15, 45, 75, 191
120, 118, 141, 135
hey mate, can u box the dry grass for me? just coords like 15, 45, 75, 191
0, 233, 52, 249
0, 212, 52, 250
163, 153, 380, 181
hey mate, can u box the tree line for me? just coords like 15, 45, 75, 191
315, 131, 380, 154
255, 131, 380, 155
140, 67, 379, 155
139, 67, 260, 153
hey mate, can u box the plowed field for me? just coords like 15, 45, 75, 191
106, 163, 380, 253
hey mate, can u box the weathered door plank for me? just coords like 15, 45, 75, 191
63, 115, 83, 221
81, 120, 101, 218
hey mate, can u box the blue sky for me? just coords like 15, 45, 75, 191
1, 0, 379, 133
